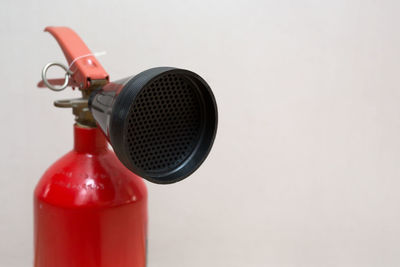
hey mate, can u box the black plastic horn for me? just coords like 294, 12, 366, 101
89, 67, 218, 184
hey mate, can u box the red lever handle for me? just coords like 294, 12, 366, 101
44, 26, 109, 89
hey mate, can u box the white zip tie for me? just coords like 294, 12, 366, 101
41, 51, 107, 91
67, 51, 107, 73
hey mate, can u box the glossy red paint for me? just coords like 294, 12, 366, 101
34, 125, 147, 267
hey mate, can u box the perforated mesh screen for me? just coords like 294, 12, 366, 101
125, 73, 203, 173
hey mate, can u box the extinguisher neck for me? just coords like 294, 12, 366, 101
73, 124, 108, 154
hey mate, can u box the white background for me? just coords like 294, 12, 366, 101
1, 0, 400, 266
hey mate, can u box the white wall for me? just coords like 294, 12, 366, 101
1, 0, 400, 266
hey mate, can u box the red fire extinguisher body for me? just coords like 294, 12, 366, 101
34, 125, 147, 267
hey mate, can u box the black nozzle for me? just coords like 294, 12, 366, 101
89, 67, 218, 184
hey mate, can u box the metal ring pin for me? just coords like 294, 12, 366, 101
41, 62, 72, 91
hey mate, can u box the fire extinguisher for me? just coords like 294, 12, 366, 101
34, 27, 218, 267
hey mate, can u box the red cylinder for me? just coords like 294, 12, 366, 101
34, 125, 148, 267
